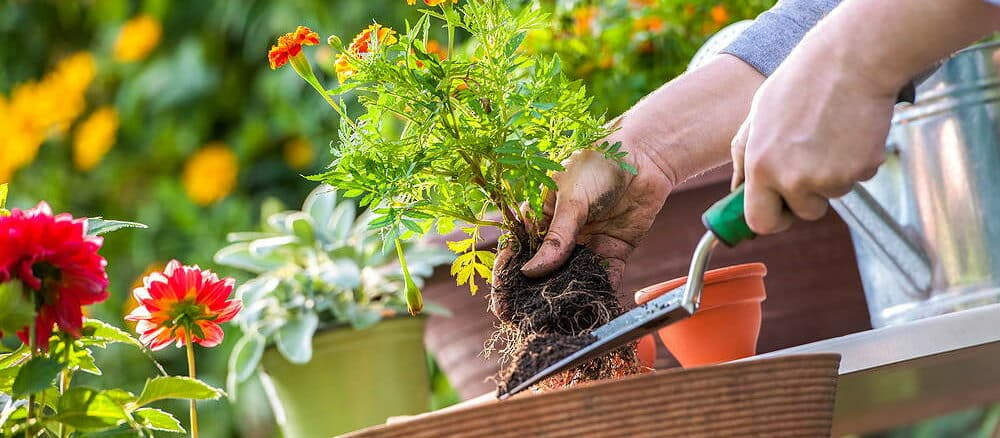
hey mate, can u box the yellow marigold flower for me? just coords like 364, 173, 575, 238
710, 4, 730, 25
0, 52, 95, 181
182, 143, 238, 206
283, 137, 314, 170
114, 15, 162, 62
406, 0, 458, 6
335, 23, 398, 83
268, 26, 320, 70
73, 107, 119, 171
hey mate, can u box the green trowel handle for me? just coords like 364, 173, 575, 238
702, 184, 755, 247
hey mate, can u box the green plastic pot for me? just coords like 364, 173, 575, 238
259, 317, 430, 437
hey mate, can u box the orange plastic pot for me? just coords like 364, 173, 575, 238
635, 263, 767, 368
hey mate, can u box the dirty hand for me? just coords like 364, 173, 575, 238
518, 133, 674, 292
502, 54, 765, 296
729, 44, 895, 235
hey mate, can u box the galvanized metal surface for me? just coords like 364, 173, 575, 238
856, 41, 1000, 327
829, 183, 933, 298
753, 299, 1000, 435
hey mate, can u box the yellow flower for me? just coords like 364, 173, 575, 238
73, 107, 119, 171
0, 52, 95, 181
182, 143, 239, 206
283, 138, 314, 170
114, 15, 162, 62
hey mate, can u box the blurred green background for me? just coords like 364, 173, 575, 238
7, 0, 994, 436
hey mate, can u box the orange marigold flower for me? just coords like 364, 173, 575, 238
347, 23, 397, 56
335, 23, 398, 83
268, 26, 320, 69
710, 4, 730, 25
406, 0, 458, 6
125, 260, 241, 350
633, 16, 665, 33
572, 6, 599, 37
425, 39, 447, 61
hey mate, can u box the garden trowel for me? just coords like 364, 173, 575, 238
499, 183, 931, 399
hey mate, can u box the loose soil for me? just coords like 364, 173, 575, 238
489, 232, 640, 396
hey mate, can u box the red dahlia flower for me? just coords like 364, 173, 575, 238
0, 202, 109, 349
126, 260, 241, 350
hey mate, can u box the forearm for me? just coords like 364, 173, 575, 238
614, 54, 765, 186
801, 0, 1000, 95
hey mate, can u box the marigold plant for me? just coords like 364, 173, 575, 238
272, 0, 632, 312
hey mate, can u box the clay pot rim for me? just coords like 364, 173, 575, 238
634, 262, 767, 306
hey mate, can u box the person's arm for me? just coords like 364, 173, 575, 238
732, 0, 1000, 235
514, 1, 850, 301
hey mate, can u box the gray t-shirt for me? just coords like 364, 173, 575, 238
722, 0, 841, 77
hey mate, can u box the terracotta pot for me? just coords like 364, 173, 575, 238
635, 263, 767, 367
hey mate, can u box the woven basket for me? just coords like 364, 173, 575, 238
343, 354, 841, 437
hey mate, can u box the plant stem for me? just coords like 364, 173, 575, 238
26, 306, 37, 436
184, 330, 199, 438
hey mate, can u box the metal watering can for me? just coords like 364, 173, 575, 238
851, 41, 1000, 327
692, 25, 1000, 328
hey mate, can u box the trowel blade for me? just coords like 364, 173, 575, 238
498, 285, 692, 399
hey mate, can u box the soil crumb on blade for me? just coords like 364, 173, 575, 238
489, 233, 640, 396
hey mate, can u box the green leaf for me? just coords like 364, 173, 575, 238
446, 238, 474, 253
229, 334, 265, 383
134, 407, 185, 433
52, 387, 129, 431
275, 312, 318, 364
84, 218, 148, 236
134, 377, 225, 408
0, 183, 7, 216
285, 212, 315, 243
84, 319, 142, 348
213, 242, 285, 274
0, 344, 31, 368
12, 356, 64, 397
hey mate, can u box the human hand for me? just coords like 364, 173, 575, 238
516, 130, 675, 294
730, 46, 896, 235
491, 55, 763, 302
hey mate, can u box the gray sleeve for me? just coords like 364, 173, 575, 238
721, 0, 842, 77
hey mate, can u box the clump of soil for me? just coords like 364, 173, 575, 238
488, 232, 640, 396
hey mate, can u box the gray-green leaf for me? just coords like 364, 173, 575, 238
275, 312, 318, 364
229, 334, 265, 383
85, 218, 148, 236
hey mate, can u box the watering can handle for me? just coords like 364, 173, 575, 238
702, 183, 933, 296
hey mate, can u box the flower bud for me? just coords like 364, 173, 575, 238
327, 35, 343, 51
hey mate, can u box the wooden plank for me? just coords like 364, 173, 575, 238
344, 354, 841, 437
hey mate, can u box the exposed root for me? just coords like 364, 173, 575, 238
488, 232, 640, 396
